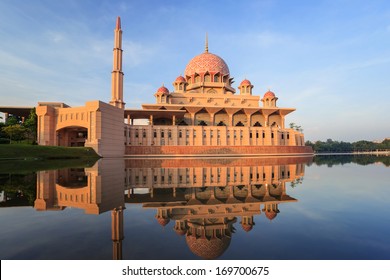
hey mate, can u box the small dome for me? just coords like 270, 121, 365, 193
240, 79, 252, 86
263, 90, 275, 99
156, 85, 169, 94
264, 211, 278, 220
175, 76, 186, 83
184, 52, 230, 77
241, 224, 253, 232
174, 228, 187, 236
156, 216, 170, 227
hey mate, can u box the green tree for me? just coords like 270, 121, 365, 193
2, 124, 26, 143
5, 116, 20, 125
23, 108, 37, 143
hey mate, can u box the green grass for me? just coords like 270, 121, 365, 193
0, 144, 100, 160
0, 144, 100, 173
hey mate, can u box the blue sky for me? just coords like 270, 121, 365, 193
0, 0, 389, 142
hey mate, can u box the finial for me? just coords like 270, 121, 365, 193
205, 32, 208, 53
116, 16, 121, 30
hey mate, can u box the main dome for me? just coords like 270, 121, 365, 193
184, 51, 230, 77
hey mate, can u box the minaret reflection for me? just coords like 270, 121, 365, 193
126, 156, 311, 259
34, 159, 125, 259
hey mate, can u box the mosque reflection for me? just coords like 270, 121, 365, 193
34, 156, 311, 259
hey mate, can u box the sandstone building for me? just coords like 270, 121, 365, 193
1, 17, 312, 157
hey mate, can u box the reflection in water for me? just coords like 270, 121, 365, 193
33, 156, 311, 259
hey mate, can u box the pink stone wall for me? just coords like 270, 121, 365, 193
125, 145, 313, 156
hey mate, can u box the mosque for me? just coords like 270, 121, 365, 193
1, 17, 313, 157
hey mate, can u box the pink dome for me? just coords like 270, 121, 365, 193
175, 76, 186, 83
241, 224, 253, 232
263, 90, 275, 99
156, 85, 169, 94
240, 79, 252, 86
264, 211, 277, 220
156, 217, 170, 226
184, 52, 229, 77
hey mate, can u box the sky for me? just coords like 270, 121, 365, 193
0, 0, 389, 142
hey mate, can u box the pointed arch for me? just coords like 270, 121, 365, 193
214, 108, 229, 127
213, 73, 220, 82
204, 72, 211, 82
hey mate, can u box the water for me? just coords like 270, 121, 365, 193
0, 155, 389, 260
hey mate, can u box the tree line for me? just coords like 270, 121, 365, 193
0, 108, 37, 144
305, 138, 390, 153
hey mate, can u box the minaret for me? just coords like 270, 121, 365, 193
110, 16, 125, 109
111, 206, 125, 260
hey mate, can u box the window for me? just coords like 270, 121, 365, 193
179, 130, 182, 138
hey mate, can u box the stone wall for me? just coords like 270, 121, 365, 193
126, 145, 313, 156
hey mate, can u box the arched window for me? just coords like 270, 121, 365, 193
204, 73, 210, 82
214, 74, 220, 82
195, 74, 200, 83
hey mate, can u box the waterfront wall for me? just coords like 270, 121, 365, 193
125, 145, 313, 156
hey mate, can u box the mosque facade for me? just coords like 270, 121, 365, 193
17, 17, 313, 157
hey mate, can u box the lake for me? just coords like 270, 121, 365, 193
1, 155, 389, 260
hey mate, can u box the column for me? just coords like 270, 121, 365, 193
246, 114, 251, 127
190, 113, 195, 126
210, 113, 215, 126
149, 114, 154, 125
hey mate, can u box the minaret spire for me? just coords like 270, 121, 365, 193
116, 16, 121, 30
110, 16, 125, 109
205, 32, 208, 53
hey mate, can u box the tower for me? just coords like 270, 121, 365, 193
110, 16, 125, 109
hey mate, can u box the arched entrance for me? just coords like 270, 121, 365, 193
57, 126, 88, 147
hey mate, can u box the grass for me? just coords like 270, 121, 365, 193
0, 144, 100, 160
0, 144, 100, 173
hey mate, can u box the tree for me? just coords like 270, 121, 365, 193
23, 108, 37, 143
5, 116, 20, 125
2, 124, 26, 143
289, 122, 303, 133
